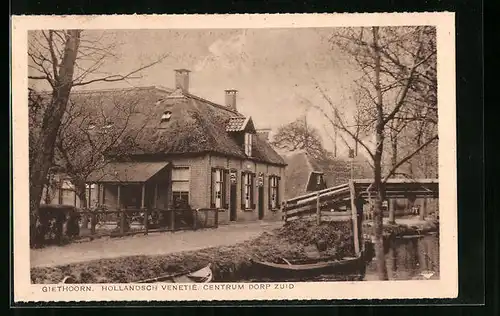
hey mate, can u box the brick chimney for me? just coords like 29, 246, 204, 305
174, 69, 190, 92
257, 128, 271, 141
225, 89, 238, 111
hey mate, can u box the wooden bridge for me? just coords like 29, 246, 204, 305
282, 178, 439, 254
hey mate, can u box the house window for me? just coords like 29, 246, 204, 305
211, 168, 227, 209
268, 175, 281, 210
172, 167, 190, 208
60, 180, 76, 206
317, 174, 323, 185
244, 133, 253, 156
161, 111, 172, 122
241, 172, 255, 209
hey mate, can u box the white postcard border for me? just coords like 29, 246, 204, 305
11, 12, 457, 302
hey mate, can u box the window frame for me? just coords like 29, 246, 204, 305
171, 166, 191, 207
241, 171, 255, 210
211, 168, 228, 209
244, 132, 253, 156
268, 175, 281, 210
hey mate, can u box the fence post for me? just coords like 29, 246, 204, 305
316, 192, 321, 225
120, 209, 125, 236
170, 209, 175, 231
90, 212, 96, 235
143, 208, 149, 235
192, 209, 197, 230
282, 201, 287, 222
349, 181, 360, 255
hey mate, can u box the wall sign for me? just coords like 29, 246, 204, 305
230, 171, 237, 184
257, 173, 264, 187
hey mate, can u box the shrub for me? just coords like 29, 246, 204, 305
33, 204, 81, 247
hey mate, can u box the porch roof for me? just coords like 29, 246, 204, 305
87, 161, 170, 183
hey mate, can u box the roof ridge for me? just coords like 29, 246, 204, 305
183, 92, 243, 116
33, 85, 174, 95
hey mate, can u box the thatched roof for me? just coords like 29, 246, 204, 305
283, 151, 373, 199
38, 86, 286, 166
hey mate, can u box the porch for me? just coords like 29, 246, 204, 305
83, 161, 219, 238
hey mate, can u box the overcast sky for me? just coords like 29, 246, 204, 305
29, 28, 366, 156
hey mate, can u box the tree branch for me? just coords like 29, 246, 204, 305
382, 134, 438, 183
72, 55, 167, 87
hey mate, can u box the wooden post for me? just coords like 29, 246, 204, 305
349, 180, 360, 255
141, 183, 146, 209
388, 199, 396, 223
420, 198, 427, 220
117, 184, 121, 209
215, 208, 219, 228
143, 207, 149, 235
97, 183, 101, 206
154, 184, 158, 208
170, 209, 175, 231
117, 185, 124, 236
120, 209, 125, 236
193, 209, 197, 230
282, 201, 287, 222
316, 192, 321, 225
90, 212, 96, 235
88, 184, 92, 208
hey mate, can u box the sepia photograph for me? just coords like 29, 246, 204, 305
12, 13, 457, 302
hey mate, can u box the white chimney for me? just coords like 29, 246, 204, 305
174, 69, 190, 92
225, 89, 238, 111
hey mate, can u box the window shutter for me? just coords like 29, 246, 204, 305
210, 168, 216, 208
268, 176, 272, 209
241, 172, 245, 210
224, 169, 229, 209
277, 176, 281, 206
251, 173, 256, 209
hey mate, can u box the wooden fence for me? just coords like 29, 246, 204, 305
283, 183, 352, 223
75, 207, 219, 239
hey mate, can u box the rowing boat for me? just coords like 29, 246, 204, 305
136, 264, 213, 283
251, 242, 373, 280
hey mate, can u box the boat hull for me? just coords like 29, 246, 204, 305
252, 244, 373, 281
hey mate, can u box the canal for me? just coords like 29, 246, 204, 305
238, 233, 439, 282
363, 233, 440, 281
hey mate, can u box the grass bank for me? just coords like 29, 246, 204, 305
31, 220, 355, 284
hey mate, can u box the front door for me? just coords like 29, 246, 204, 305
229, 182, 237, 221
258, 186, 264, 220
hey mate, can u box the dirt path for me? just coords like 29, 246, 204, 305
31, 221, 283, 268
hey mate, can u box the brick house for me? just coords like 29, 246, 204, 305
82, 69, 286, 224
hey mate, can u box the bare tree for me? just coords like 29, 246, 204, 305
54, 90, 154, 212
28, 29, 166, 246
271, 116, 332, 161
307, 26, 437, 280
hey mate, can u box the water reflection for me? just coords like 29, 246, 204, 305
237, 234, 439, 282
364, 234, 440, 281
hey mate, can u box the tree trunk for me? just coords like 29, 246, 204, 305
28, 30, 82, 247
371, 26, 389, 281
388, 130, 398, 224
74, 180, 88, 228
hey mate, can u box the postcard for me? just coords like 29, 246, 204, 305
11, 12, 457, 302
